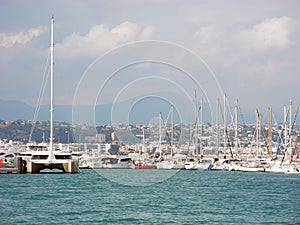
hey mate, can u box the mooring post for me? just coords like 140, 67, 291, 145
17, 157, 23, 174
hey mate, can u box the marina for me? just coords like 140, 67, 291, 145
1, 132, 299, 174
1, 1, 300, 225
1, 98, 300, 174
1, 16, 298, 175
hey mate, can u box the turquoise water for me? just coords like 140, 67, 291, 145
0, 170, 299, 224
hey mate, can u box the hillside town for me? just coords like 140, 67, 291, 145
1, 112, 299, 173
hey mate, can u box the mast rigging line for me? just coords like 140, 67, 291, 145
217, 99, 233, 157
274, 105, 291, 152
28, 51, 51, 142
238, 105, 246, 127
283, 104, 299, 152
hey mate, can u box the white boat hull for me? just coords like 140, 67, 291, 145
156, 161, 184, 170
26, 160, 78, 173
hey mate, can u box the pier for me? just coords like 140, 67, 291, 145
0, 157, 26, 174
0, 168, 18, 174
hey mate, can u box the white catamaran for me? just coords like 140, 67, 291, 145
26, 16, 78, 173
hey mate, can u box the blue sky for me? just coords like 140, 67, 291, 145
0, 0, 299, 124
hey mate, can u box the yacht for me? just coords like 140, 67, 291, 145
26, 149, 78, 173
185, 157, 213, 170
102, 155, 134, 169
134, 160, 156, 169
25, 17, 78, 173
156, 158, 185, 170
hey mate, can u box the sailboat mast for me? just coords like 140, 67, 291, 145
200, 98, 203, 156
223, 93, 227, 152
159, 112, 162, 156
284, 105, 287, 149
256, 109, 260, 158
142, 127, 145, 154
234, 99, 238, 157
289, 100, 292, 146
50, 16, 54, 161
194, 90, 198, 155
216, 99, 220, 156
171, 105, 174, 156
267, 107, 272, 157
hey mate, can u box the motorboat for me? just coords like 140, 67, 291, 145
102, 155, 134, 169
185, 157, 213, 170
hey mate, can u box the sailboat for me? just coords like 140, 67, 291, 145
184, 94, 213, 170
134, 128, 156, 169
266, 103, 300, 174
26, 16, 78, 173
156, 108, 185, 170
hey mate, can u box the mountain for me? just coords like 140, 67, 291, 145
0, 99, 263, 125
0, 99, 34, 121
0, 99, 73, 122
0, 99, 188, 124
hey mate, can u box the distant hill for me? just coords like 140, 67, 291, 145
0, 99, 73, 122
0, 99, 261, 125
0, 99, 34, 121
0, 99, 185, 125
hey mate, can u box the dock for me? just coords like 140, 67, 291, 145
0, 168, 18, 174
0, 157, 27, 174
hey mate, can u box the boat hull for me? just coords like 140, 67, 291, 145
135, 165, 156, 169
26, 160, 78, 173
156, 161, 185, 170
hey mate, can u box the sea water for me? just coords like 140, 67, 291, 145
0, 170, 299, 224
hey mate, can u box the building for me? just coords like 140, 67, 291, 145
96, 134, 106, 143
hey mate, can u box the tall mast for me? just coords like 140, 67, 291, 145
171, 105, 174, 157
50, 16, 54, 162
200, 98, 203, 156
159, 112, 162, 157
223, 93, 227, 152
200, 98, 203, 136
284, 105, 287, 149
194, 90, 198, 155
216, 99, 220, 156
267, 107, 272, 157
234, 99, 238, 157
256, 109, 260, 158
289, 100, 292, 146
142, 127, 145, 154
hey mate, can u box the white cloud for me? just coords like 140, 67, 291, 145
255, 60, 287, 76
0, 27, 47, 48
236, 17, 291, 50
56, 21, 154, 59
192, 26, 225, 56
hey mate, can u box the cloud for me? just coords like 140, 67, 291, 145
0, 27, 47, 48
189, 16, 294, 74
236, 16, 291, 50
192, 26, 225, 56
56, 21, 154, 59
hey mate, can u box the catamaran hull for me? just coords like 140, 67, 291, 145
26, 161, 78, 173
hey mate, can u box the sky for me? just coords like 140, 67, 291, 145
0, 0, 300, 124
